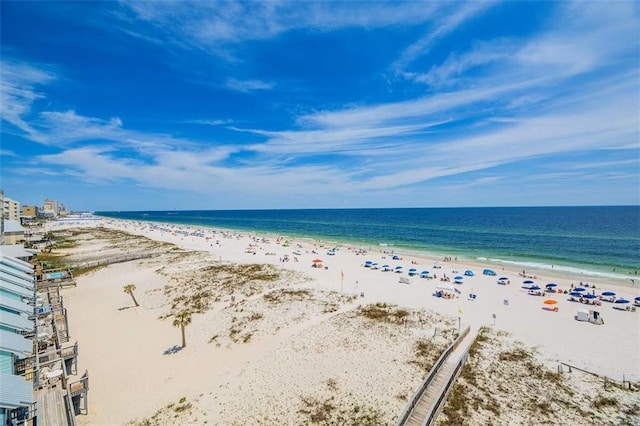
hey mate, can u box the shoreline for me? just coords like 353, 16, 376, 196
91, 214, 640, 286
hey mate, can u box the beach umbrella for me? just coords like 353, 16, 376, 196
615, 298, 630, 304
569, 291, 582, 297
635, 296, 640, 301
312, 258, 323, 263
420, 270, 430, 276
583, 294, 596, 299
545, 283, 558, 288
573, 287, 586, 292
544, 299, 558, 305
364, 260, 373, 265
602, 291, 616, 297
529, 285, 541, 290
523, 280, 535, 284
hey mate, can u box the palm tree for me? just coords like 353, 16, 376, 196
173, 311, 192, 348
123, 284, 139, 307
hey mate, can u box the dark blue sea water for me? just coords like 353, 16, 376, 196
96, 207, 640, 279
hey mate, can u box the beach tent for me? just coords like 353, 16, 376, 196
392, 255, 400, 260
381, 264, 391, 272
464, 270, 474, 277
370, 262, 379, 270
634, 296, 640, 307
394, 266, 404, 273
483, 269, 496, 276
497, 277, 510, 285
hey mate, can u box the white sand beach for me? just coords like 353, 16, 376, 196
46, 218, 640, 425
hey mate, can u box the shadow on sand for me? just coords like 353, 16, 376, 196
117, 306, 135, 311
163, 345, 183, 355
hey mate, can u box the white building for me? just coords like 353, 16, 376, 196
3, 197, 20, 221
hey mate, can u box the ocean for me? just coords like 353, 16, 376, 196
96, 206, 639, 280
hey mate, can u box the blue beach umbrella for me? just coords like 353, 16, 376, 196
529, 285, 541, 291
573, 287, 586, 292
420, 270, 430, 278
545, 283, 558, 288
464, 270, 474, 276
408, 268, 418, 276
523, 280, 535, 284
570, 292, 582, 297
635, 296, 640, 301
583, 294, 596, 299
602, 291, 616, 297
615, 298, 630, 304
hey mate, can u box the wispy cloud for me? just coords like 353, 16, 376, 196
225, 78, 274, 93
392, 1, 498, 74
0, 60, 57, 137
187, 119, 235, 126
117, 1, 444, 58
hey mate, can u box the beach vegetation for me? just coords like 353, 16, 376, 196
411, 339, 447, 371
263, 288, 313, 304
123, 284, 140, 307
173, 311, 192, 348
357, 303, 411, 324
592, 394, 619, 409
298, 395, 385, 425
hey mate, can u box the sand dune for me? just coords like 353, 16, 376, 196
47, 219, 639, 425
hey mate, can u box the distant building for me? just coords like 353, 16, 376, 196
21, 205, 39, 219
3, 196, 20, 221
42, 199, 59, 218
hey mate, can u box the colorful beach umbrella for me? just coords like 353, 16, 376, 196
544, 299, 558, 305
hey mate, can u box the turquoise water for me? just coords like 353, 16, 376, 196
97, 206, 640, 279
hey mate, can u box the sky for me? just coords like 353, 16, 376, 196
1, 1, 639, 211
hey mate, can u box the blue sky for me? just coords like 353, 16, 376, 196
1, 1, 638, 211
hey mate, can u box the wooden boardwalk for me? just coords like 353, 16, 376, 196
35, 385, 70, 426
398, 328, 477, 426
